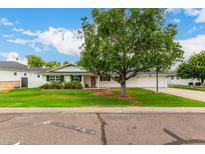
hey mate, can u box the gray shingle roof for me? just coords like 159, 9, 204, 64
0, 61, 46, 73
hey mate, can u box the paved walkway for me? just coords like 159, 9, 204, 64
147, 88, 205, 102
1, 107, 205, 114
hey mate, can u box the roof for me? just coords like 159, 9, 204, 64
0, 61, 46, 73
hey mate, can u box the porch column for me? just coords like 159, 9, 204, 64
81, 75, 84, 88
97, 75, 100, 88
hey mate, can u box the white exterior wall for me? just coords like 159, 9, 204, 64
27, 73, 45, 88
167, 77, 200, 86
0, 69, 45, 88
99, 75, 167, 88
0, 70, 24, 81
54, 66, 86, 72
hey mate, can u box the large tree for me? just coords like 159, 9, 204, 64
177, 51, 205, 84
26, 55, 45, 67
148, 24, 183, 92
44, 61, 61, 69
78, 8, 181, 96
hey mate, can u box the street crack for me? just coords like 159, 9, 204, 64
164, 128, 205, 145
0, 116, 17, 123
96, 113, 108, 145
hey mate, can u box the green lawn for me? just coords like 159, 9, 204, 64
0, 88, 204, 107
169, 85, 205, 92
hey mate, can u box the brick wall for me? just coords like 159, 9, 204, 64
0, 81, 20, 89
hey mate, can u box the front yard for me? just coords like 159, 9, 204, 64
0, 88, 204, 107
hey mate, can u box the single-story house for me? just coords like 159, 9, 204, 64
0, 61, 46, 89
0, 61, 169, 88
167, 72, 200, 86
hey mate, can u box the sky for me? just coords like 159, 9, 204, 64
0, 8, 205, 64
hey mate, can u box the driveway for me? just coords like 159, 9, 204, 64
147, 88, 205, 102
1, 112, 205, 144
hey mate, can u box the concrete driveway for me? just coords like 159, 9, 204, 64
147, 88, 205, 102
1, 112, 205, 145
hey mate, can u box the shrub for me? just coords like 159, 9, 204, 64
195, 82, 201, 86
50, 82, 63, 89
40, 83, 51, 89
40, 82, 63, 89
64, 82, 82, 89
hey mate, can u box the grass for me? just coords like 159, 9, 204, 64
169, 85, 205, 92
0, 88, 204, 107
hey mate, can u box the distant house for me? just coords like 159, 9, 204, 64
0, 61, 169, 89
167, 72, 200, 86
0, 61, 46, 89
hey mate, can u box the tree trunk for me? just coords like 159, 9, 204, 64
156, 70, 159, 93
201, 78, 204, 85
120, 81, 126, 97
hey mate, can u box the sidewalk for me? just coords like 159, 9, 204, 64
1, 107, 205, 114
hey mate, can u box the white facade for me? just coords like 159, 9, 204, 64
0, 69, 44, 88
167, 76, 200, 86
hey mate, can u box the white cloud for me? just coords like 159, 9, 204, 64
184, 9, 201, 16
188, 26, 197, 33
2, 34, 14, 38
12, 28, 40, 36
0, 17, 13, 26
7, 38, 28, 45
38, 27, 83, 55
195, 9, 205, 23
172, 18, 181, 23
0, 52, 26, 64
178, 35, 205, 59
165, 8, 181, 14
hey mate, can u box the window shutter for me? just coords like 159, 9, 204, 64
108, 77, 110, 81
61, 75, 64, 82
46, 76, 50, 81
79, 75, 82, 82
100, 76, 102, 81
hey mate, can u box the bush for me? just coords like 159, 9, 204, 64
40, 82, 63, 89
40, 83, 51, 89
40, 82, 82, 89
64, 82, 82, 89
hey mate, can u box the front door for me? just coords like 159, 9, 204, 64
21, 77, 28, 88
91, 76, 96, 87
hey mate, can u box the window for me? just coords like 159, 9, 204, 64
14, 72, 17, 76
100, 76, 110, 81
48, 76, 63, 82
171, 76, 174, 80
37, 75, 40, 78
24, 73, 27, 76
176, 77, 180, 80
71, 75, 81, 82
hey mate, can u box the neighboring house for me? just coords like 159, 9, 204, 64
42, 63, 168, 88
0, 61, 46, 89
0, 61, 169, 88
167, 72, 200, 86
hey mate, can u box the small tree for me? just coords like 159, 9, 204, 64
26, 55, 45, 67
79, 8, 180, 96
177, 51, 205, 84
149, 24, 183, 92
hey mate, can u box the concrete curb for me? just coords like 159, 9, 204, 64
0, 107, 205, 114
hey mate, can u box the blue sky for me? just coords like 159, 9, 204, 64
0, 8, 205, 64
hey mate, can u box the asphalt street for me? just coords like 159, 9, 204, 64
1, 113, 205, 145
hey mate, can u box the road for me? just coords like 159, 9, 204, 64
147, 88, 205, 102
1, 112, 205, 144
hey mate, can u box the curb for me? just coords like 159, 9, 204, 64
0, 107, 205, 114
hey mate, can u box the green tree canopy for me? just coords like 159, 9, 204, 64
44, 61, 61, 69
78, 8, 182, 96
177, 51, 205, 84
26, 55, 45, 67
